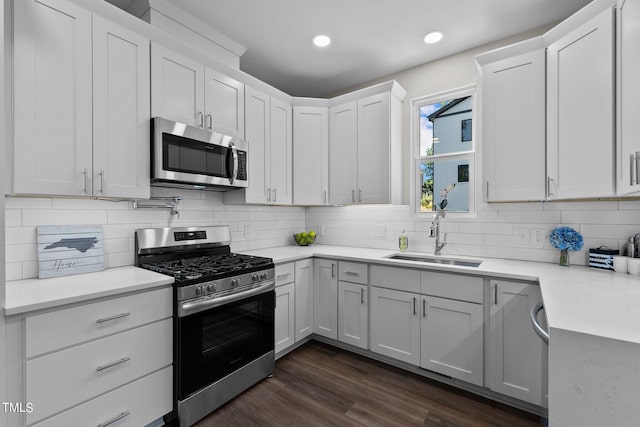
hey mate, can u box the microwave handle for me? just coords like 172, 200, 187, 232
228, 142, 238, 184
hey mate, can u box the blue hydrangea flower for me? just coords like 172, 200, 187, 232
549, 226, 583, 251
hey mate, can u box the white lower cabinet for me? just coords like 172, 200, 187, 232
295, 259, 314, 341
488, 280, 547, 407
313, 259, 338, 340
22, 287, 173, 426
275, 282, 296, 353
370, 286, 420, 365
338, 281, 368, 349
420, 296, 483, 386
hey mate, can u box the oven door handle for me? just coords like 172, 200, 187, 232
178, 280, 275, 317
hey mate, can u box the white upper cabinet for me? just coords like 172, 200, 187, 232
13, 0, 149, 198
92, 16, 150, 199
269, 97, 293, 205
617, 0, 640, 195
13, 0, 93, 197
151, 44, 244, 139
477, 39, 546, 202
151, 44, 204, 128
546, 6, 615, 199
328, 82, 405, 205
204, 67, 245, 138
293, 104, 329, 205
328, 101, 358, 205
224, 87, 292, 205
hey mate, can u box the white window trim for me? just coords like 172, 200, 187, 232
410, 85, 477, 218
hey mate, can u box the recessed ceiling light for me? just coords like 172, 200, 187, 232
313, 34, 331, 48
423, 31, 444, 44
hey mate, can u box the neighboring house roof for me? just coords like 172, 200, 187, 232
427, 96, 471, 122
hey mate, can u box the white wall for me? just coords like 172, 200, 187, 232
1, 0, 7, 421
5, 187, 305, 281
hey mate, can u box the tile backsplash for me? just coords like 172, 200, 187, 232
4, 187, 305, 281
306, 200, 640, 265
6, 189, 640, 281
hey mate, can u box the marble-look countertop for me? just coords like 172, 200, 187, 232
4, 266, 174, 315
242, 245, 640, 345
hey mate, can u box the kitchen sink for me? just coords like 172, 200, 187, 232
386, 253, 482, 267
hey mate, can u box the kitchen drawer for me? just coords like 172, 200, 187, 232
26, 318, 172, 425
25, 287, 172, 358
33, 366, 172, 427
275, 262, 295, 286
420, 271, 483, 304
338, 261, 368, 285
370, 265, 420, 293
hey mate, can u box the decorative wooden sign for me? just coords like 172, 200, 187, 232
37, 225, 105, 279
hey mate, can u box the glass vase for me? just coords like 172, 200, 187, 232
559, 249, 570, 266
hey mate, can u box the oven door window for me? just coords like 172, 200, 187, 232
163, 133, 231, 178
177, 290, 275, 400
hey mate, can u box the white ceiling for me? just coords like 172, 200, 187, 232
107, 0, 593, 97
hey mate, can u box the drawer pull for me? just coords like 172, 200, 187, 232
96, 312, 131, 324
276, 273, 291, 279
97, 411, 130, 427
344, 271, 359, 276
423, 299, 426, 318
96, 356, 130, 372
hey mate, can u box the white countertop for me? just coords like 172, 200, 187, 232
4, 266, 174, 316
242, 244, 640, 345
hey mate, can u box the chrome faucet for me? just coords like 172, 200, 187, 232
429, 209, 447, 256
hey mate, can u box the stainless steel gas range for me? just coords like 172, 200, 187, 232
135, 226, 275, 427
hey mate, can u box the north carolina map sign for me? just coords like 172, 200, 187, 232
37, 225, 105, 278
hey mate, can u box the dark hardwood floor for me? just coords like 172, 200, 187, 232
195, 341, 545, 427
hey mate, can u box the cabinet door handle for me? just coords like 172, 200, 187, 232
358, 188, 362, 203
96, 312, 130, 324
331, 263, 335, 278
276, 273, 291, 279
361, 288, 364, 304
96, 356, 130, 372
494, 283, 498, 305
97, 411, 130, 427
547, 176, 554, 197
99, 169, 104, 193
344, 271, 359, 276
198, 111, 204, 128
352, 189, 355, 203
323, 190, 327, 204
486, 181, 490, 200
273, 188, 277, 202
630, 154, 636, 186
267, 187, 271, 202
635, 152, 640, 186
207, 114, 213, 131
82, 168, 88, 193
423, 299, 426, 318
413, 297, 416, 316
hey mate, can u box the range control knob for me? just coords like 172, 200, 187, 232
207, 284, 215, 293
252, 274, 259, 282
195, 286, 203, 296
231, 278, 239, 287
260, 272, 267, 280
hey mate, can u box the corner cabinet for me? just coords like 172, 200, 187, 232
477, 39, 546, 202
546, 6, 615, 199
488, 280, 547, 407
151, 44, 244, 139
13, 0, 150, 198
337, 261, 369, 349
293, 103, 329, 205
617, 0, 640, 195
328, 82, 405, 205
225, 87, 292, 205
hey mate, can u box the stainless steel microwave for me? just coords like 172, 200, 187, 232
151, 117, 248, 190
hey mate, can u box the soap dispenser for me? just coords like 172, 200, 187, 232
399, 229, 408, 252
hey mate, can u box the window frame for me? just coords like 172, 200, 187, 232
410, 85, 477, 218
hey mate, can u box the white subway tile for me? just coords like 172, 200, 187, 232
103, 238, 130, 254
52, 198, 129, 210
5, 210, 22, 227
22, 261, 38, 279
6, 244, 37, 262
459, 222, 513, 235
106, 251, 134, 268
562, 210, 640, 225
5, 197, 52, 209
6, 262, 22, 281
23, 209, 108, 226
5, 227, 36, 245
544, 200, 618, 211
498, 210, 561, 224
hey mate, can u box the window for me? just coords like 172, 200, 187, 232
413, 87, 475, 214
